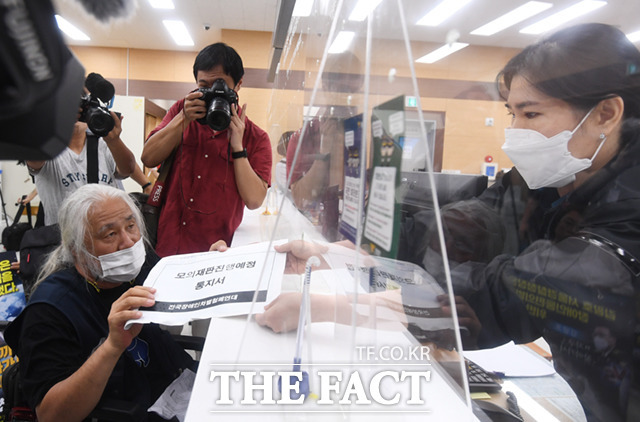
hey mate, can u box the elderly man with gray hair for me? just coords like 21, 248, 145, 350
5, 184, 195, 422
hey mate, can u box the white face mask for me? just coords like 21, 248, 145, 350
92, 238, 146, 283
502, 109, 606, 190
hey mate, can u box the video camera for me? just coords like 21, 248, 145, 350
196, 79, 238, 131
79, 72, 118, 137
1, 0, 135, 160
79, 94, 119, 138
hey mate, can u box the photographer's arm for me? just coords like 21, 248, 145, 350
25, 160, 45, 171
17, 188, 38, 205
130, 164, 153, 193
230, 104, 268, 209
104, 112, 135, 178
142, 92, 205, 167
233, 158, 268, 209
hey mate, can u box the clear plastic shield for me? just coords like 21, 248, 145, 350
198, 1, 475, 420
189, 2, 640, 422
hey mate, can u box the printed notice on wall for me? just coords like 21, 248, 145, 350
363, 167, 397, 251
342, 175, 361, 230
339, 114, 364, 243
125, 241, 286, 328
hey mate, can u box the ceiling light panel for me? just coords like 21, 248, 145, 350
519, 0, 607, 35
55, 15, 90, 40
293, 0, 314, 17
163, 20, 194, 46
349, 0, 383, 21
328, 31, 355, 54
416, 42, 469, 64
627, 30, 640, 43
416, 0, 473, 27
471, 1, 552, 36
149, 0, 175, 9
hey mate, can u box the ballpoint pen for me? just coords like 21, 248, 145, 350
279, 255, 320, 400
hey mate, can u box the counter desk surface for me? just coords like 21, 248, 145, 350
207, 190, 586, 422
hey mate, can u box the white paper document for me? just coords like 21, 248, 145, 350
125, 241, 286, 328
148, 368, 196, 422
464, 341, 556, 377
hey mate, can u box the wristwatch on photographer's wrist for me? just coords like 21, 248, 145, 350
232, 148, 248, 159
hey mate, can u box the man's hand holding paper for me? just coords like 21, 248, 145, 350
125, 240, 286, 329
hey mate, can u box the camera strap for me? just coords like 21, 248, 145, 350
86, 133, 99, 184
147, 149, 176, 208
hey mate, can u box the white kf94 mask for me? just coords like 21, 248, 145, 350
502, 108, 606, 190
93, 238, 146, 283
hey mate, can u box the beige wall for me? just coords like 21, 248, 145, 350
70, 29, 521, 177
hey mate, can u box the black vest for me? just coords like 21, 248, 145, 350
6, 259, 195, 419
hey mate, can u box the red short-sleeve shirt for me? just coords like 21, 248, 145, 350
149, 99, 272, 256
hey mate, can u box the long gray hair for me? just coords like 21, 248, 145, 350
35, 184, 147, 287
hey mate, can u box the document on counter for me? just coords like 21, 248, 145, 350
125, 240, 286, 328
464, 341, 556, 377
149, 368, 196, 422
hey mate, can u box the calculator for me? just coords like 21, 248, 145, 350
467, 359, 503, 392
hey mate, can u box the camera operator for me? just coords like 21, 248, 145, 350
26, 73, 136, 226
141, 42, 272, 257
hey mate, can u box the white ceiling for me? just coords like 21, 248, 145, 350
52, 0, 640, 54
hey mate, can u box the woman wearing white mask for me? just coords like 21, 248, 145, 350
460, 23, 640, 422
257, 23, 640, 422
5, 184, 196, 422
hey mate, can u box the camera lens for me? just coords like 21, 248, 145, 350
206, 97, 231, 131
87, 108, 114, 137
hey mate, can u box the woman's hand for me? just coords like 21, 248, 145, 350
255, 292, 303, 333
438, 294, 481, 349
274, 240, 329, 274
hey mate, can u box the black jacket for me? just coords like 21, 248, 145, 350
463, 135, 640, 421
5, 252, 195, 421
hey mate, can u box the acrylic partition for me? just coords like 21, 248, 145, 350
224, 1, 474, 420
189, 1, 640, 422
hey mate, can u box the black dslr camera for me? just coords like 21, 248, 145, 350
196, 79, 238, 131
78, 94, 115, 137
